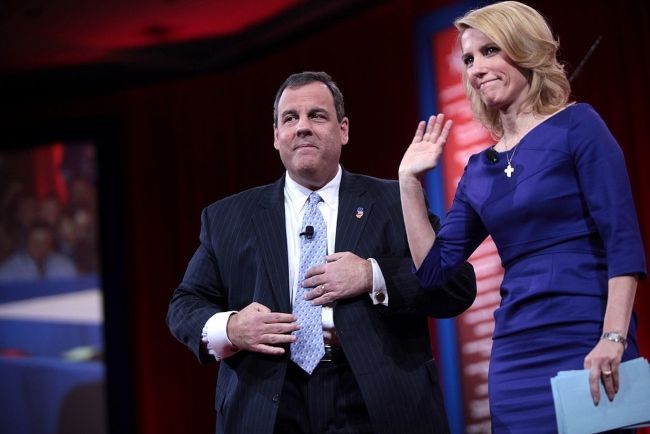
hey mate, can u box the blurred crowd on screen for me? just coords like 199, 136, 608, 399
0, 142, 99, 281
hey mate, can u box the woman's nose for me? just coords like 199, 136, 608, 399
469, 57, 487, 78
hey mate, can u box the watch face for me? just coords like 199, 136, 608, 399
602, 332, 627, 348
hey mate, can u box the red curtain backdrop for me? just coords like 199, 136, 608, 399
122, 2, 650, 432
1, 1, 647, 433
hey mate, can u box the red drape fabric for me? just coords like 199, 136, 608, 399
32, 142, 68, 204
6, 1, 644, 433
121, 1, 649, 432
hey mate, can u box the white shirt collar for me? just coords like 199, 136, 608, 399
284, 166, 342, 211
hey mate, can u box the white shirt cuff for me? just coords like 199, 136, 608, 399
368, 258, 388, 306
202, 311, 239, 361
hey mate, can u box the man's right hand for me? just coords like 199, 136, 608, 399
226, 302, 299, 355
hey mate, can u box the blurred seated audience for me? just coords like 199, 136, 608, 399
0, 222, 78, 281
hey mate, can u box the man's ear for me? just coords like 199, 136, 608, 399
340, 117, 349, 146
273, 125, 279, 150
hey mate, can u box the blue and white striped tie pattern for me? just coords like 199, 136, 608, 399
290, 192, 326, 374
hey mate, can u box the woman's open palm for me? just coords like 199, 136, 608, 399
399, 114, 452, 180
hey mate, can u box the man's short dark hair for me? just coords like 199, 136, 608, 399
273, 71, 346, 126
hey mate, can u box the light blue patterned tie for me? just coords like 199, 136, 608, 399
290, 192, 326, 374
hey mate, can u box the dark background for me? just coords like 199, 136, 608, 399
1, 1, 648, 433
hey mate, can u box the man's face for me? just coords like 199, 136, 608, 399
26, 227, 53, 262
274, 82, 349, 190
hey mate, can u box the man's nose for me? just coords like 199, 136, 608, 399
296, 116, 312, 136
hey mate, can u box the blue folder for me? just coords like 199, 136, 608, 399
551, 357, 650, 434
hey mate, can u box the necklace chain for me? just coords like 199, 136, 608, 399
505, 143, 518, 165
499, 113, 539, 177
502, 141, 519, 178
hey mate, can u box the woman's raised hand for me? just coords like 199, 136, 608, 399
399, 114, 452, 181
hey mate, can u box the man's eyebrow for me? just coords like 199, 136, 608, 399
280, 109, 298, 117
308, 107, 328, 114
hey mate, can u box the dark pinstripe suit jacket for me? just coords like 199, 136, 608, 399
167, 170, 476, 434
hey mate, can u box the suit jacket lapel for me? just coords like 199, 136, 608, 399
251, 176, 291, 313
336, 171, 373, 252
249, 171, 373, 313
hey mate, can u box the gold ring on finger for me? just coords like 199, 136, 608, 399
602, 370, 612, 376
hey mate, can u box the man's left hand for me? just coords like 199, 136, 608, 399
302, 252, 372, 305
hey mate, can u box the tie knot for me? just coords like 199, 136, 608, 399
308, 192, 322, 206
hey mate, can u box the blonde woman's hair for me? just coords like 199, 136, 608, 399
454, 1, 571, 137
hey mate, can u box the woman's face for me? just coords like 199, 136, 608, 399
460, 28, 530, 112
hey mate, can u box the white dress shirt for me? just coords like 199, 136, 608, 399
202, 166, 388, 360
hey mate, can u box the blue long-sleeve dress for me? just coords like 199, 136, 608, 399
416, 103, 647, 432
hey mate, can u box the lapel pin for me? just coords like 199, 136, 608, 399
355, 207, 364, 219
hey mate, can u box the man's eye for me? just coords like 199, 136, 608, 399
283, 115, 296, 123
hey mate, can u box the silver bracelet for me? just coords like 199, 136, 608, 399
601, 331, 627, 349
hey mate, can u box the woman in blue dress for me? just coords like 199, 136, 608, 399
398, 1, 646, 431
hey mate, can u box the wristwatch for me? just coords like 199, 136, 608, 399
601, 332, 627, 349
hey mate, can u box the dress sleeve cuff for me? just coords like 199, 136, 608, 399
414, 244, 443, 287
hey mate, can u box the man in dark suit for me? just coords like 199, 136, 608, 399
167, 71, 476, 434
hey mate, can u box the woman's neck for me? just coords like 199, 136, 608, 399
497, 109, 539, 151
